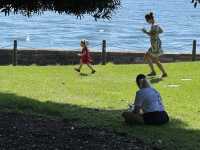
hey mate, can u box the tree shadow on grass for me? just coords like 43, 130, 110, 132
0, 92, 199, 149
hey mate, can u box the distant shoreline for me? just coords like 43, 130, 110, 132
0, 48, 195, 55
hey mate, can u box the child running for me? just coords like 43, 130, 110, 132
142, 12, 167, 77
74, 39, 96, 74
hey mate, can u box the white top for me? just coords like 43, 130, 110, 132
134, 87, 165, 113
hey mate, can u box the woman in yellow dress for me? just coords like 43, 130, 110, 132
142, 12, 167, 77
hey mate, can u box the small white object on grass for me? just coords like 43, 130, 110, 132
166, 84, 180, 88
181, 78, 192, 81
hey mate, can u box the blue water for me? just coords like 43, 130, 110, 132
0, 0, 200, 53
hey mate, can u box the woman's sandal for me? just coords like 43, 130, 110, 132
161, 73, 168, 78
147, 72, 156, 76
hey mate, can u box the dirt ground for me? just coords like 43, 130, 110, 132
0, 112, 157, 150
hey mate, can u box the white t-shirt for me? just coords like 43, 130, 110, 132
134, 87, 165, 113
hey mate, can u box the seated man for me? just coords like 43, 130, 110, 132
122, 74, 169, 125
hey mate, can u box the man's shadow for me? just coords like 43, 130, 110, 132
147, 76, 163, 84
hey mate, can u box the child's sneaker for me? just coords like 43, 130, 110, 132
74, 68, 80, 72
91, 70, 96, 74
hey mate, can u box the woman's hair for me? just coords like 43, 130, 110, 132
136, 74, 151, 88
80, 39, 89, 47
145, 12, 154, 22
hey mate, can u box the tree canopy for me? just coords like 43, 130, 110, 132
0, 0, 120, 19
191, 0, 200, 7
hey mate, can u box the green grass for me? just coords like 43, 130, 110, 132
0, 62, 200, 149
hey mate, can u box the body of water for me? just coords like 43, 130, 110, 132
0, 0, 200, 53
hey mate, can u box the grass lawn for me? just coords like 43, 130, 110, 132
0, 62, 200, 149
